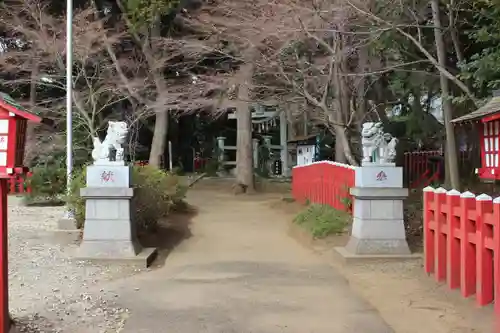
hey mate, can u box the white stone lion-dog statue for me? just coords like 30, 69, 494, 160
361, 122, 384, 163
91, 121, 129, 163
381, 132, 398, 163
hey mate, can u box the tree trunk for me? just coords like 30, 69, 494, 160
335, 137, 347, 163
149, 111, 168, 168
332, 31, 356, 165
431, 0, 460, 189
334, 125, 357, 165
235, 103, 253, 192
24, 60, 38, 165
147, 20, 169, 169
234, 60, 255, 193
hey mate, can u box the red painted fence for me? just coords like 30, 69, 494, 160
292, 161, 356, 213
404, 150, 471, 189
424, 187, 500, 315
404, 151, 442, 188
8, 172, 31, 194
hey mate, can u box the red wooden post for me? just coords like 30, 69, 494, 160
0, 178, 8, 332
493, 197, 500, 315
304, 166, 310, 203
8, 177, 14, 195
475, 193, 494, 306
460, 191, 477, 297
16, 174, 23, 194
434, 187, 448, 282
319, 163, 324, 205
446, 189, 461, 290
325, 164, 333, 208
313, 163, 319, 204
423, 186, 435, 274
300, 166, 305, 203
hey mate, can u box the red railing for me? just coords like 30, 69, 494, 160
404, 151, 442, 188
404, 150, 472, 189
423, 187, 500, 315
134, 160, 149, 167
7, 172, 31, 195
292, 161, 355, 213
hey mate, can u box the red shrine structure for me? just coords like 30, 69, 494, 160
0, 92, 42, 332
0, 93, 42, 176
452, 91, 500, 181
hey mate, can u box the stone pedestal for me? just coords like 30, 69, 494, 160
335, 164, 417, 261
76, 163, 157, 267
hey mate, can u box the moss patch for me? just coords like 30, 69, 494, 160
293, 204, 351, 238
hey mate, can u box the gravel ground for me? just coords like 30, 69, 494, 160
8, 204, 141, 332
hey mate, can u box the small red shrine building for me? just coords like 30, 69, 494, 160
0, 93, 42, 176
452, 91, 500, 180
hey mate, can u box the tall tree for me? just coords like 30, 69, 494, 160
193, 1, 292, 191
431, 0, 459, 188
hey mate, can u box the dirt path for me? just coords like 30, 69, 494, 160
271, 199, 496, 333
326, 259, 495, 333
108, 190, 394, 333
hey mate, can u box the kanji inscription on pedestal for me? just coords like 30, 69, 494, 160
376, 171, 387, 181
100, 171, 114, 183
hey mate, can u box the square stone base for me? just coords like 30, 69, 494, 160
355, 164, 403, 188
334, 246, 420, 264
76, 241, 157, 268
345, 236, 411, 255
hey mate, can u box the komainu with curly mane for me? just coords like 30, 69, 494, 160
91, 121, 129, 163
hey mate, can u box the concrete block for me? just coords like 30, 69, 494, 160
78, 238, 142, 257
355, 165, 403, 188
345, 236, 410, 255
77, 164, 157, 267
346, 184, 410, 256
83, 217, 137, 241
350, 187, 408, 199
353, 199, 404, 220
81, 187, 133, 198
334, 246, 420, 264
351, 217, 407, 240
86, 164, 131, 188
84, 199, 132, 221
76, 246, 157, 268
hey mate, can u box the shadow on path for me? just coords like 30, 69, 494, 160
138, 204, 197, 268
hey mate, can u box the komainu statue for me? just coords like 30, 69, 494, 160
361, 122, 398, 164
361, 122, 383, 163
91, 121, 129, 163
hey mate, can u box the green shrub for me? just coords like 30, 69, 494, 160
67, 165, 187, 231
203, 158, 220, 176
25, 165, 67, 203
293, 204, 351, 238
67, 166, 86, 228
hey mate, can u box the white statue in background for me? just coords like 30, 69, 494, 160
361, 122, 383, 163
380, 133, 398, 163
91, 121, 129, 163
361, 122, 398, 164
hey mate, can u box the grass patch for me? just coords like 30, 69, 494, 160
293, 204, 351, 238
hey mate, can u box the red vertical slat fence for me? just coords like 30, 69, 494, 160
423, 186, 500, 315
6, 171, 31, 195
291, 161, 355, 213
